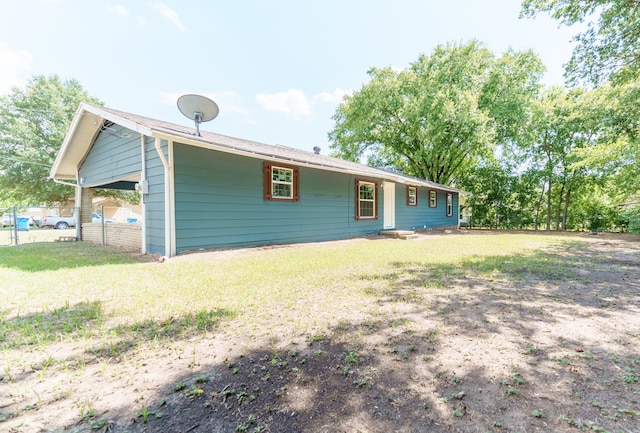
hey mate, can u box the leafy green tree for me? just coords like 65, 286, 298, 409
0, 75, 103, 205
623, 205, 640, 234
521, 1, 639, 229
459, 157, 546, 230
329, 40, 544, 185
568, 184, 628, 231
522, 86, 604, 230
521, 0, 640, 85
571, 82, 639, 210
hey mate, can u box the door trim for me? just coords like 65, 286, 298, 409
383, 182, 395, 229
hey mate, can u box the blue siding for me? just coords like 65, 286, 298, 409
78, 130, 166, 255
78, 125, 141, 185
79, 130, 457, 255
394, 185, 459, 230
173, 143, 380, 252
144, 138, 166, 255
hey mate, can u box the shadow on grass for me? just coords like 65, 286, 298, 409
65, 315, 640, 433
0, 241, 152, 272
377, 243, 640, 314
6, 236, 640, 432
0, 301, 102, 351
86, 308, 236, 359
1, 304, 235, 390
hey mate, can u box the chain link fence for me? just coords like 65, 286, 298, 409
1, 205, 140, 248
0, 206, 78, 246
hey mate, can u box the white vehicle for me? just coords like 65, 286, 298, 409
92, 213, 116, 223
2, 213, 34, 227
41, 215, 76, 230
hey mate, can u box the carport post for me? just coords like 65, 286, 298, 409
12, 206, 18, 246
101, 205, 105, 246
74, 184, 82, 241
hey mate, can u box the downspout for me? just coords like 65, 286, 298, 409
457, 193, 461, 229
53, 178, 78, 188
168, 140, 176, 257
140, 135, 147, 254
54, 178, 82, 240
154, 137, 172, 257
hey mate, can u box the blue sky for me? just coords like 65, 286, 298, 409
0, 0, 577, 153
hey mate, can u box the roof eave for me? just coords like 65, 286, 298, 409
50, 103, 154, 180
151, 130, 462, 193
52, 103, 464, 194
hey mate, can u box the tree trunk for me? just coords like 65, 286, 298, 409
546, 177, 552, 231
562, 187, 571, 231
555, 182, 565, 231
534, 182, 546, 230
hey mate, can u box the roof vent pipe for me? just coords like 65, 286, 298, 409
313, 146, 321, 155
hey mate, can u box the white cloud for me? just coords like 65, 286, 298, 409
0, 42, 33, 95
255, 89, 312, 119
314, 88, 352, 104
153, 3, 186, 32
107, 4, 129, 17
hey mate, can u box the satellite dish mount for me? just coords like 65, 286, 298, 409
177, 94, 219, 136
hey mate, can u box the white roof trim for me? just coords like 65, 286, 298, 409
151, 131, 462, 192
52, 103, 464, 194
50, 103, 153, 180
82, 104, 154, 136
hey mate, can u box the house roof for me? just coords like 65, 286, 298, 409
51, 102, 463, 193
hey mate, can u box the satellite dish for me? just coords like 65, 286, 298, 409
177, 94, 219, 136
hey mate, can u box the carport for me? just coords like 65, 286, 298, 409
50, 105, 147, 253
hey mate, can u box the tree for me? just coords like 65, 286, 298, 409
569, 81, 639, 208
522, 86, 605, 230
328, 40, 544, 185
0, 75, 103, 205
623, 205, 640, 234
521, 0, 640, 85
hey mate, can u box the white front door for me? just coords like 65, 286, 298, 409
383, 182, 395, 229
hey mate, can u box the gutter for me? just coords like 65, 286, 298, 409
53, 178, 78, 188
140, 135, 147, 254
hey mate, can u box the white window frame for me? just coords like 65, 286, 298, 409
356, 179, 377, 220
263, 161, 299, 202
446, 193, 453, 217
271, 165, 294, 199
407, 186, 417, 206
429, 190, 437, 208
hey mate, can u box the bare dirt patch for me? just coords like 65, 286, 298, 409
2, 231, 639, 432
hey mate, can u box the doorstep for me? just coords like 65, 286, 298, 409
379, 230, 420, 240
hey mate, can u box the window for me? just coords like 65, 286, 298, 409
428, 190, 437, 208
263, 162, 299, 201
406, 186, 418, 206
355, 179, 378, 220
446, 193, 453, 217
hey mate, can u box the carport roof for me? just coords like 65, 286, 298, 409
51, 102, 464, 193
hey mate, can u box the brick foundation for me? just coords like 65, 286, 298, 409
82, 223, 142, 252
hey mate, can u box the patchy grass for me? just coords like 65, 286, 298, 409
1, 231, 639, 432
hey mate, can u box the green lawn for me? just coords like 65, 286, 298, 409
1, 232, 639, 432
0, 226, 77, 247
0, 232, 581, 347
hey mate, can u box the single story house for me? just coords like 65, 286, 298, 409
92, 197, 142, 223
51, 102, 462, 257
